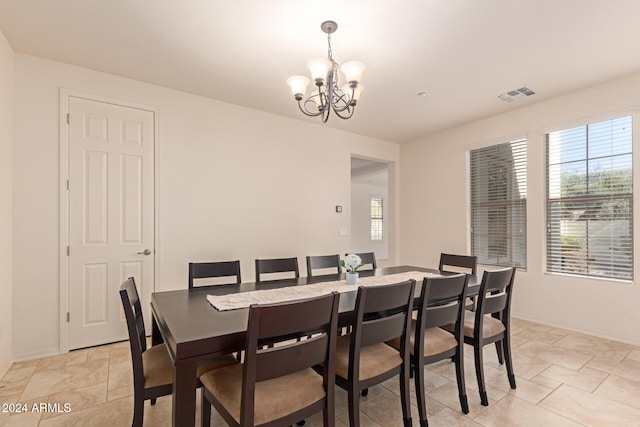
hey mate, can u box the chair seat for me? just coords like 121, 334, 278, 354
443, 315, 505, 339
335, 334, 402, 381
142, 345, 174, 389
464, 315, 505, 338
197, 355, 238, 377
200, 363, 326, 425
142, 344, 237, 389
388, 320, 458, 357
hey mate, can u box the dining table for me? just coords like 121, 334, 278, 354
150, 265, 480, 427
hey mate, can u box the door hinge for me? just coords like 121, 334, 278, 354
66, 179, 70, 190
67, 246, 70, 256
66, 312, 70, 323
66, 113, 70, 124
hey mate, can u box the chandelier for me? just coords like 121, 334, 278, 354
286, 21, 365, 123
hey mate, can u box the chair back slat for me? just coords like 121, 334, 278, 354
351, 279, 415, 351
349, 252, 377, 270
475, 268, 514, 315
255, 257, 300, 282
360, 313, 407, 346
255, 334, 329, 382
188, 260, 241, 288
360, 281, 411, 313
483, 291, 508, 315
424, 301, 459, 328
439, 253, 477, 275
418, 273, 468, 331
306, 254, 341, 277
254, 295, 333, 338
243, 292, 339, 383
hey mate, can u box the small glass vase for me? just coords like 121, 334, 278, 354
346, 271, 359, 285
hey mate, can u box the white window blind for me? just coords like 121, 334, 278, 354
546, 116, 633, 280
370, 196, 383, 241
470, 140, 527, 268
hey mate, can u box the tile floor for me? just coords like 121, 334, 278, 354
1, 318, 640, 426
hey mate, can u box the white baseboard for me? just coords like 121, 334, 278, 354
12, 346, 62, 363
512, 314, 640, 347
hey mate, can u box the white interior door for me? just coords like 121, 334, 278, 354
68, 96, 155, 350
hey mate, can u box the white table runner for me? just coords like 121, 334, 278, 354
207, 271, 441, 311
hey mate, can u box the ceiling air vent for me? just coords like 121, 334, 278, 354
498, 86, 536, 103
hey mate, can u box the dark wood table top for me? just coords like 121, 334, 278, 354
151, 265, 480, 363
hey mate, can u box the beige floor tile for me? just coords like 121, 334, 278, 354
427, 407, 482, 426
593, 374, 640, 410
539, 384, 640, 426
34, 350, 88, 373
516, 341, 593, 371
487, 374, 554, 405
0, 367, 36, 398
20, 360, 108, 401
554, 334, 633, 363
107, 360, 132, 391
586, 357, 640, 382
535, 364, 607, 393
508, 352, 551, 380
512, 328, 567, 345
106, 384, 133, 402
626, 349, 640, 362
428, 380, 497, 415
475, 394, 582, 427
529, 374, 562, 391
40, 383, 107, 420
37, 397, 132, 427
0, 410, 42, 427
358, 389, 420, 427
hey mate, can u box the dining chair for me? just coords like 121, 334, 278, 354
333, 279, 415, 427
199, 292, 340, 427
188, 260, 242, 288
439, 253, 477, 274
119, 277, 236, 427
306, 254, 341, 277
439, 253, 477, 310
255, 257, 300, 283
388, 273, 470, 425
349, 252, 377, 270
445, 267, 517, 406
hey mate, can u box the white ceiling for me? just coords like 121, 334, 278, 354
1, 0, 640, 143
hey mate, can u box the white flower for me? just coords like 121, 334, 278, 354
341, 254, 364, 273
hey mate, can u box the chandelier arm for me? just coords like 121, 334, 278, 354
330, 90, 353, 113
333, 105, 355, 120
297, 100, 324, 117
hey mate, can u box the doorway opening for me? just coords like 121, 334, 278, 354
350, 157, 391, 265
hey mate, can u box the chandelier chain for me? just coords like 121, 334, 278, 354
327, 33, 333, 62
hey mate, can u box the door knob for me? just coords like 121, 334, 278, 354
137, 249, 152, 255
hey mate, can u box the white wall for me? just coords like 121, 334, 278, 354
11, 54, 400, 359
400, 73, 640, 345
0, 29, 14, 374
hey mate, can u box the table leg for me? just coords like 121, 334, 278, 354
151, 314, 163, 346
172, 362, 197, 427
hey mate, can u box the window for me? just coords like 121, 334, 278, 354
370, 196, 384, 240
470, 140, 527, 268
546, 116, 633, 280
